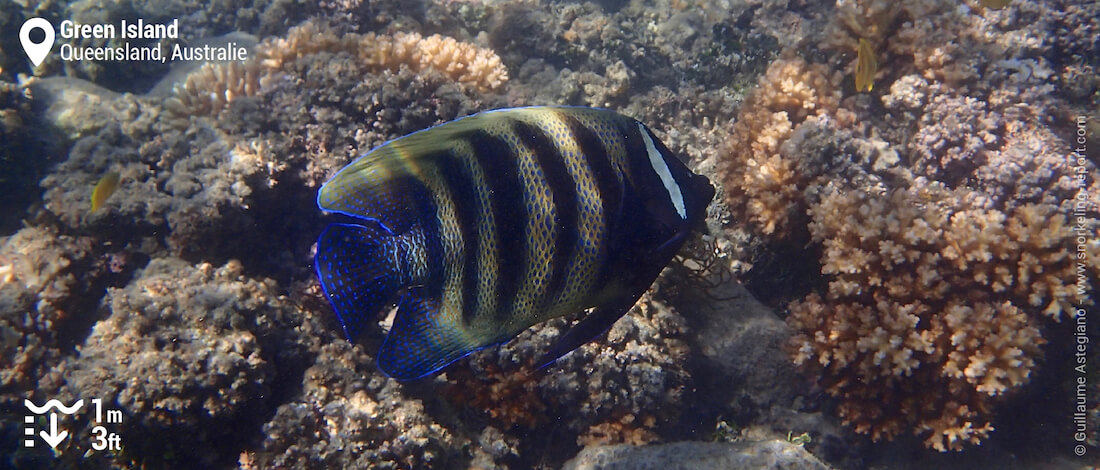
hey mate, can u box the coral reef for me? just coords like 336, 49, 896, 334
787, 186, 1092, 451
163, 21, 508, 125
442, 291, 692, 461
562, 440, 829, 470
255, 342, 460, 469
717, 58, 842, 237
51, 257, 321, 466
4, 0, 1097, 467
256, 21, 509, 93
0, 226, 123, 404
161, 21, 507, 126
711, 0, 1100, 454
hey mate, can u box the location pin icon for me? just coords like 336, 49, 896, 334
20, 18, 55, 68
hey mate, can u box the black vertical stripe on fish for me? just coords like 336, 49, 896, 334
512, 119, 579, 310
557, 113, 621, 288
414, 179, 446, 299
463, 129, 528, 325
432, 152, 484, 324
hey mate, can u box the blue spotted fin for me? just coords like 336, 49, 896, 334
315, 223, 404, 341
317, 223, 488, 379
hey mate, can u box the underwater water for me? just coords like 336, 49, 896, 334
1, 0, 1098, 468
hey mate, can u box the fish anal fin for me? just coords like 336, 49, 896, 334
379, 292, 486, 381
536, 291, 644, 369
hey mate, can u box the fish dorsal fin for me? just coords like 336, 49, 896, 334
379, 290, 491, 380
317, 111, 519, 234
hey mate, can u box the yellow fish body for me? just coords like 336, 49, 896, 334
91, 171, 120, 212
855, 38, 878, 93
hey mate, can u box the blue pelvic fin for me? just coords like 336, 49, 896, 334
536, 291, 642, 369
315, 223, 402, 341
379, 291, 486, 381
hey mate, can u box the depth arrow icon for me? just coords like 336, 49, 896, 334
39, 412, 68, 449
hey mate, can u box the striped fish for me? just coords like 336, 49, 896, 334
315, 106, 714, 380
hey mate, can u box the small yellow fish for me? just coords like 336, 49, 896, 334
979, 0, 1011, 9
91, 171, 120, 212
854, 38, 878, 93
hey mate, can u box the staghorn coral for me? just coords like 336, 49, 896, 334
256, 21, 508, 93
786, 186, 1088, 451
718, 57, 842, 237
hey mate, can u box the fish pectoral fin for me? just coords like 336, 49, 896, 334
378, 292, 485, 381
536, 291, 643, 369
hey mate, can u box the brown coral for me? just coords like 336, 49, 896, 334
256, 21, 508, 93
577, 414, 659, 448
165, 21, 507, 123
444, 363, 548, 430
786, 185, 1084, 451
719, 58, 841, 236
164, 60, 272, 123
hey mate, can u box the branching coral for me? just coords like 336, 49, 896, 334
714, 0, 1100, 454
256, 21, 508, 93
164, 60, 273, 123
786, 186, 1086, 451
718, 58, 841, 236
163, 21, 507, 123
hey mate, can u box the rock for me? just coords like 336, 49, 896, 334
562, 440, 829, 470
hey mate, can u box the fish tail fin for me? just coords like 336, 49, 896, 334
379, 293, 488, 380
315, 223, 403, 341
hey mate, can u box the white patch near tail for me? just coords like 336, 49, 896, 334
638, 123, 687, 219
